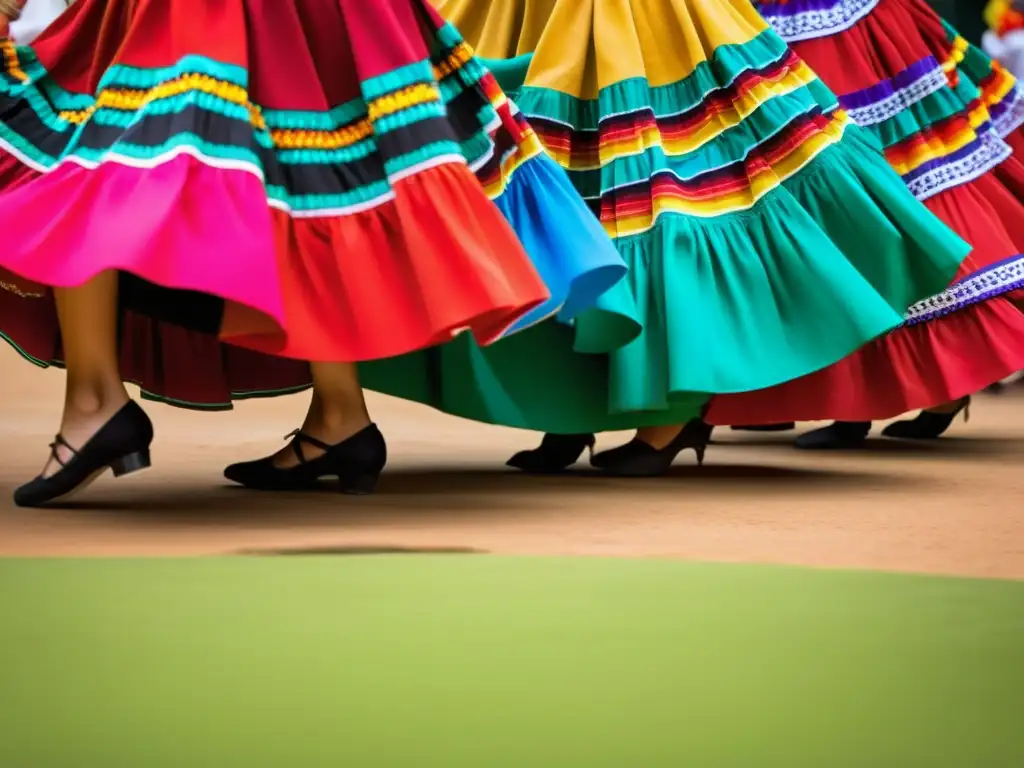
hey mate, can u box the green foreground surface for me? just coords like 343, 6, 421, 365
0, 556, 1021, 766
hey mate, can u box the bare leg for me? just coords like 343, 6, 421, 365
271, 361, 372, 468
46, 271, 130, 476
223, 360, 382, 493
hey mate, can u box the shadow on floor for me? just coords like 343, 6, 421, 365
372, 462, 909, 493
718, 435, 1024, 457
16, 462, 919, 524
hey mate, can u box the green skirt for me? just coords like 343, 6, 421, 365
359, 21, 969, 433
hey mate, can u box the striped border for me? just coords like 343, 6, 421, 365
903, 254, 1024, 325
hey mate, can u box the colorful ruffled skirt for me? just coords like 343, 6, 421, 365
984, 0, 1024, 80
0, 0, 633, 424
424, 0, 967, 431
707, 0, 1024, 424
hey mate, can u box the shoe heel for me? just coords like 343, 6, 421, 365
338, 470, 380, 495
110, 449, 151, 478
694, 446, 705, 467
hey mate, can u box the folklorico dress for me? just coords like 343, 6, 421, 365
707, 0, 1024, 425
984, 0, 1024, 80
426, 0, 969, 433
0, 0, 632, 425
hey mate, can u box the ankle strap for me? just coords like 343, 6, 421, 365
284, 429, 332, 465
48, 433, 79, 468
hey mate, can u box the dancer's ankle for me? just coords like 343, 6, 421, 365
303, 406, 370, 441
925, 396, 969, 416
64, 378, 129, 419
636, 424, 684, 450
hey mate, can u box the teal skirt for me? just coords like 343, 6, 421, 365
359, 41, 967, 432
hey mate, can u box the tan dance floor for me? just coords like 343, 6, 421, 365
0, 347, 1021, 578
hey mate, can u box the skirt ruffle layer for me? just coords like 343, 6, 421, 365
731, 0, 1024, 419
434, 0, 968, 428
0, 0, 635, 422
707, 170, 1024, 423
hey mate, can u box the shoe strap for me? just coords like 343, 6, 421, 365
283, 429, 333, 465
48, 433, 79, 468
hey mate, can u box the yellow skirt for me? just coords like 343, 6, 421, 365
430, 0, 969, 406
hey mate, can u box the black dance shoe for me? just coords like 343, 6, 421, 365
730, 423, 796, 432
593, 419, 713, 477
880, 397, 970, 440
223, 424, 387, 494
506, 433, 595, 473
793, 421, 871, 450
14, 401, 154, 508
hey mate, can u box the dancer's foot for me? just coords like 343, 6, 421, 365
591, 422, 714, 470
589, 425, 683, 469
593, 419, 713, 477
14, 399, 154, 508
40, 387, 132, 478
880, 397, 971, 440
506, 433, 595, 473
268, 414, 373, 470
730, 423, 796, 432
226, 362, 385, 493
793, 421, 871, 450
224, 422, 387, 494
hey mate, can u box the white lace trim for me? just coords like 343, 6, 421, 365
991, 83, 1024, 138
903, 255, 1024, 324
905, 133, 1012, 201
759, 0, 880, 43
842, 65, 948, 127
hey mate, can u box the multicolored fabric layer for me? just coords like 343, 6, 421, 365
509, 28, 851, 239
0, 33, 538, 217
0, 0, 644, 425
0, 14, 636, 353
983, 1, 1024, 81
434, 0, 970, 410
860, 64, 1012, 199
887, 25, 1023, 198
421, 24, 631, 332
755, 1, 1022, 200
943, 20, 1024, 138
986, 0, 1024, 36
751, 0, 1024, 335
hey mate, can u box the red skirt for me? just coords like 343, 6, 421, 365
766, 0, 966, 96
0, 0, 556, 406
708, 0, 1024, 424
